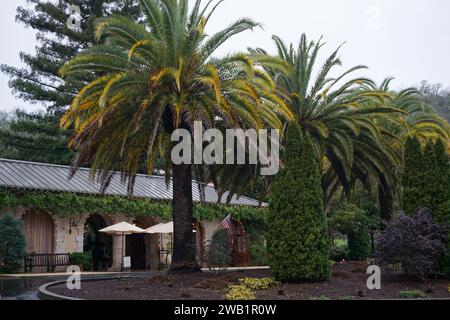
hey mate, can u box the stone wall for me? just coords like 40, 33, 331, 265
0, 210, 225, 273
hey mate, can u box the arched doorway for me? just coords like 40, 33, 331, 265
84, 214, 112, 271
22, 210, 54, 254
124, 218, 150, 270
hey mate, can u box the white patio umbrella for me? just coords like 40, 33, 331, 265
145, 222, 174, 270
145, 222, 174, 248
145, 222, 173, 234
99, 222, 145, 271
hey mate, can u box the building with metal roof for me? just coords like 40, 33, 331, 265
0, 158, 263, 207
0, 158, 264, 272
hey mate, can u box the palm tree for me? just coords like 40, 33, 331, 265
374, 79, 450, 146
60, 0, 289, 271
247, 34, 401, 212
367, 78, 450, 221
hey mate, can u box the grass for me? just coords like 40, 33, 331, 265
333, 238, 348, 249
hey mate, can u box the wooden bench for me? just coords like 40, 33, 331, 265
24, 253, 71, 273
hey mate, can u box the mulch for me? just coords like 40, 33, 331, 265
49, 262, 450, 300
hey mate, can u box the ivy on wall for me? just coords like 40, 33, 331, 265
194, 204, 266, 222
0, 188, 266, 222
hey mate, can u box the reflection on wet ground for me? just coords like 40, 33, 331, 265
0, 277, 47, 300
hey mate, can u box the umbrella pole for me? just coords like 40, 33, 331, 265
121, 232, 124, 272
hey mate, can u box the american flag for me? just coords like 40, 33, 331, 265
220, 214, 233, 231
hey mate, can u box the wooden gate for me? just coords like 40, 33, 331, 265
22, 210, 55, 254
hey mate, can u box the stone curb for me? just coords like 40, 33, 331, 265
38, 280, 83, 300
38, 276, 131, 300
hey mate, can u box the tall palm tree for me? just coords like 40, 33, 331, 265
60, 0, 289, 271
367, 78, 450, 221
374, 78, 450, 146
246, 34, 401, 212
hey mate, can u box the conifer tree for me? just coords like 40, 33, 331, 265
402, 137, 427, 214
0, 1, 139, 164
402, 138, 450, 220
433, 140, 450, 276
422, 141, 437, 210
0, 214, 26, 274
267, 124, 330, 282
433, 140, 450, 223
0, 110, 74, 164
1, 0, 140, 114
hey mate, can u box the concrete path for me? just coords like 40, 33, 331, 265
0, 271, 163, 300
1, 267, 270, 300
2, 271, 130, 279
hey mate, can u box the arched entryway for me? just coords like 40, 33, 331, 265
84, 214, 113, 271
22, 209, 54, 254
126, 217, 157, 270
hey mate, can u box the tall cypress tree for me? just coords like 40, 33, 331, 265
402, 137, 450, 219
432, 140, 450, 276
422, 141, 437, 210
433, 140, 450, 223
399, 137, 450, 275
267, 124, 330, 282
402, 137, 427, 214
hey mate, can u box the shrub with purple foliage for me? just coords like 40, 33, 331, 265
376, 209, 448, 279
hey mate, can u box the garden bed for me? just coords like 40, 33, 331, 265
47, 263, 450, 300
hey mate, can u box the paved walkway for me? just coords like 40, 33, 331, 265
1, 266, 269, 279
1, 267, 269, 300
2, 290, 40, 300
2, 271, 129, 279
202, 266, 269, 272
0, 271, 162, 300
1, 271, 161, 279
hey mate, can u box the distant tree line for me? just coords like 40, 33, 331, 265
419, 81, 450, 123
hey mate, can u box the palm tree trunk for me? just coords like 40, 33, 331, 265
170, 162, 199, 272
378, 177, 394, 227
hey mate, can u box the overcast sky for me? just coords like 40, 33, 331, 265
1, 0, 450, 113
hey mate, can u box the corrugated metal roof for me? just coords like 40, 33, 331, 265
0, 158, 265, 207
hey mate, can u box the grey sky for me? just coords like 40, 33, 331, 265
1, 0, 450, 113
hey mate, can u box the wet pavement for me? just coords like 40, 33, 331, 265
0, 271, 163, 300
0, 277, 46, 300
